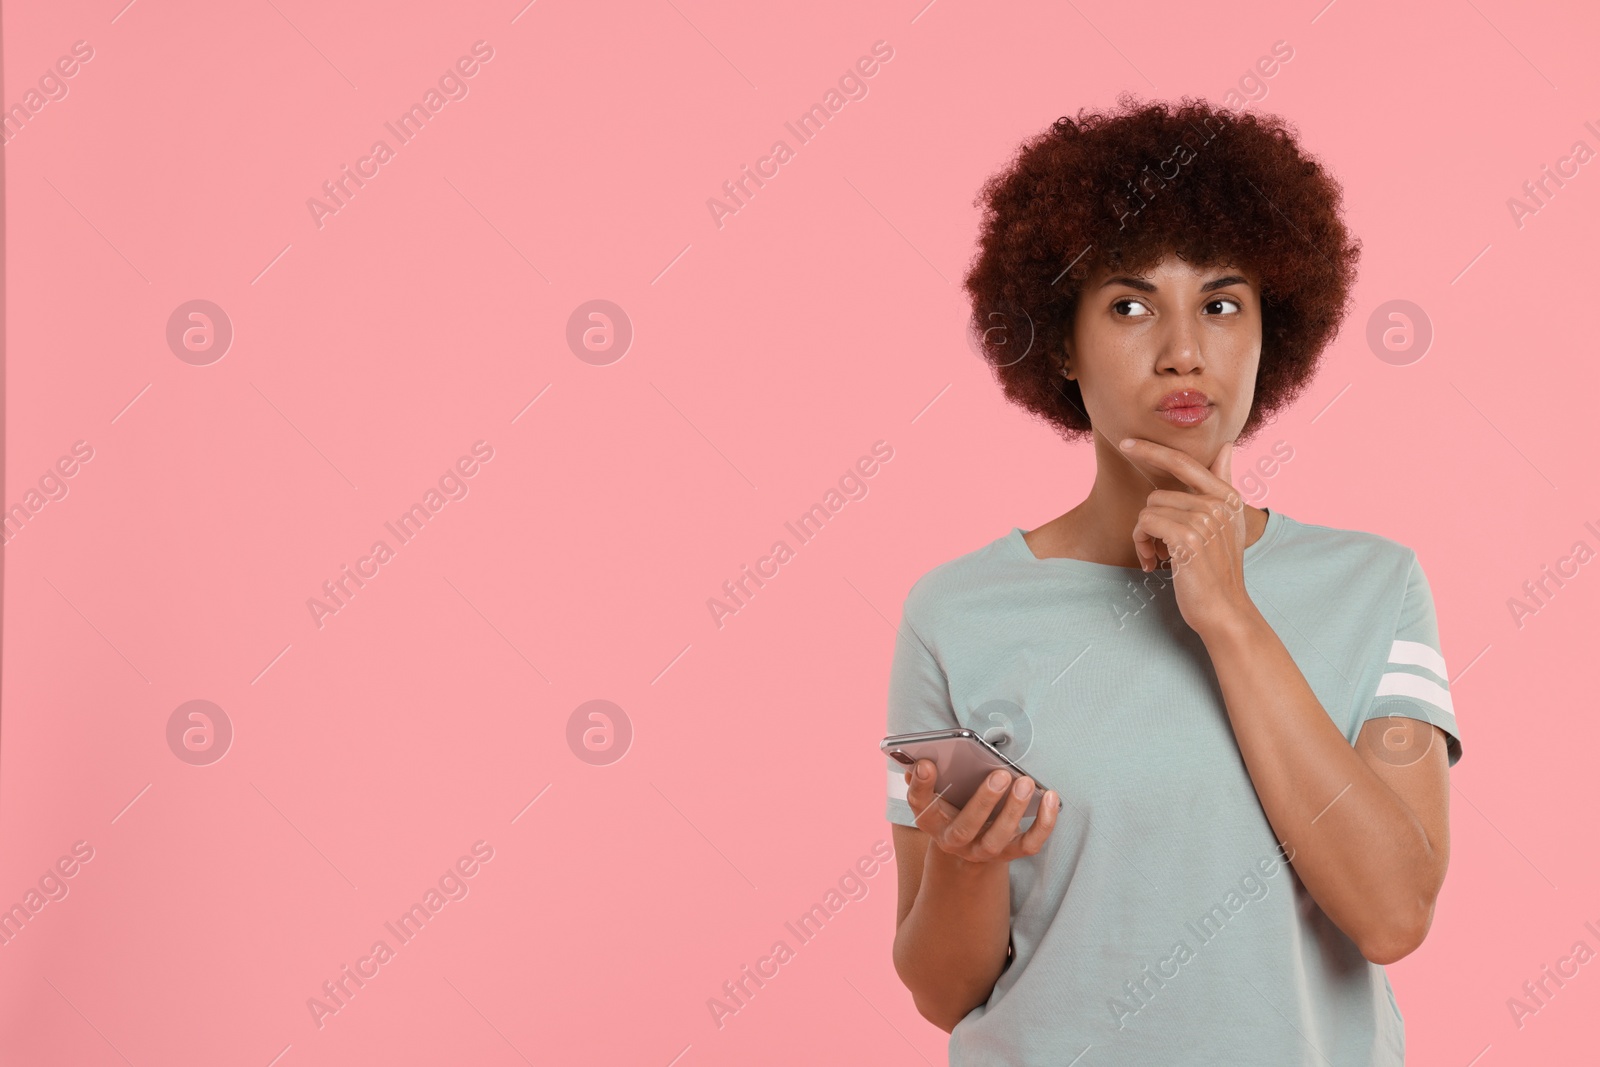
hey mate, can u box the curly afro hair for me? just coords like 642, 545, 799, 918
963, 93, 1361, 445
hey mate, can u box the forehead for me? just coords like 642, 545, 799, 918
1084, 256, 1259, 290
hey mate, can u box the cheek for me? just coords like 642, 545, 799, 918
1083, 362, 1143, 410
1222, 354, 1261, 423
1077, 379, 1141, 437
1234, 377, 1261, 425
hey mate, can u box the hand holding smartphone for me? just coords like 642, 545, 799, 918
882, 729, 1061, 858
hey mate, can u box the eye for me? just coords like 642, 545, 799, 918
1112, 298, 1153, 317
1205, 297, 1242, 315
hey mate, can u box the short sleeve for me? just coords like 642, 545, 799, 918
1359, 553, 1463, 767
884, 598, 960, 826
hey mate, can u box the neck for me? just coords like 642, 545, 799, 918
1030, 433, 1265, 568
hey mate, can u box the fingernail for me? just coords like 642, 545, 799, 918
916, 761, 932, 779
1013, 777, 1034, 799
1119, 438, 1135, 449
989, 769, 1009, 790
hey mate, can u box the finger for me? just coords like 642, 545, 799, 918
905, 759, 957, 831
1209, 439, 1235, 485
1017, 789, 1060, 853
944, 768, 1013, 849
1145, 489, 1226, 517
1132, 509, 1209, 572
1120, 438, 1232, 498
974, 775, 1037, 856
1143, 494, 1232, 545
1131, 508, 1199, 570
1130, 519, 1162, 571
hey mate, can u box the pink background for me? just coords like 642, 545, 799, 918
2, 0, 1596, 1063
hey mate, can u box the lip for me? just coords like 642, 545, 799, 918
1157, 389, 1210, 410
1155, 390, 1213, 427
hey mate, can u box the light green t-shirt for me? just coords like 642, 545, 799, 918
884, 508, 1462, 1066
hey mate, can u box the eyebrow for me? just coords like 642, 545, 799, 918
1098, 274, 1251, 293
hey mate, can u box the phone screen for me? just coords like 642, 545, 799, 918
883, 729, 1046, 823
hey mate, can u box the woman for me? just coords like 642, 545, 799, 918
885, 96, 1461, 1065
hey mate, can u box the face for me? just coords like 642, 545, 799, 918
1064, 254, 1262, 477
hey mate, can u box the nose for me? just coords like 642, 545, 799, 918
1155, 315, 1204, 375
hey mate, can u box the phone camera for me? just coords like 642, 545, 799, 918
890, 750, 914, 765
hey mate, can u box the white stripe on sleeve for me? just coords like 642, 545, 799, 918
888, 768, 909, 802
1375, 670, 1455, 716
1389, 639, 1448, 683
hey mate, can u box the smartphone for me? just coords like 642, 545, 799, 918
881, 727, 1051, 825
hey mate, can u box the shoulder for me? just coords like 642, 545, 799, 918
1267, 512, 1419, 579
901, 529, 1019, 623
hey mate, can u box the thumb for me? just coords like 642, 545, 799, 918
1211, 439, 1235, 485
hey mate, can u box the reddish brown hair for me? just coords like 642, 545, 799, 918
964, 93, 1362, 444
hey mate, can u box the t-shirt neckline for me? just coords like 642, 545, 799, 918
1006, 507, 1284, 583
